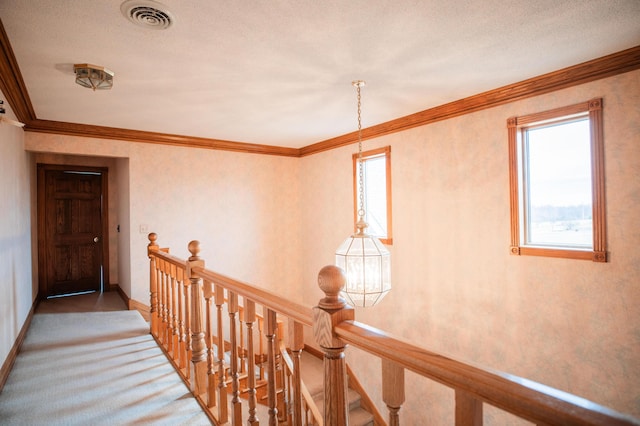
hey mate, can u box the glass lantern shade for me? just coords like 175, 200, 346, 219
74, 64, 114, 91
335, 231, 391, 307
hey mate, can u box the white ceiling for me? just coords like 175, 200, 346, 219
1, 0, 639, 148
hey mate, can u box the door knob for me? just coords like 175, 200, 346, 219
93, 236, 99, 243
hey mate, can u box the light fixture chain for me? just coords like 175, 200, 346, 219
336, 79, 391, 308
356, 82, 365, 219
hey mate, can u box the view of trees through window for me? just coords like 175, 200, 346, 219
524, 118, 592, 247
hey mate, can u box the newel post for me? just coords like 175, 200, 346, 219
186, 240, 208, 396
313, 265, 354, 426
147, 233, 159, 336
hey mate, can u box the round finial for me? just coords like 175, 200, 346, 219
148, 232, 157, 243
318, 265, 347, 309
188, 240, 200, 260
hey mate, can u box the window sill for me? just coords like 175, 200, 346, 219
510, 246, 606, 262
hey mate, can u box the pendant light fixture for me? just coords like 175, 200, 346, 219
335, 81, 391, 307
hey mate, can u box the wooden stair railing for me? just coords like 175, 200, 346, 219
314, 265, 640, 426
148, 234, 640, 426
149, 234, 316, 425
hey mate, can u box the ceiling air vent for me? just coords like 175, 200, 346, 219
121, 0, 174, 30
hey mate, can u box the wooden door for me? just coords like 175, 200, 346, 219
38, 164, 109, 298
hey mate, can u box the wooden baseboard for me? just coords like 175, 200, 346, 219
112, 284, 150, 322
304, 344, 324, 359
0, 297, 38, 392
129, 298, 150, 322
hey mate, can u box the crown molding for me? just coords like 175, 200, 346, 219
25, 119, 300, 157
2, 15, 638, 158
0, 19, 36, 123
299, 45, 640, 156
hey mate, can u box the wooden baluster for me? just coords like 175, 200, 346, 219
156, 258, 164, 343
382, 359, 405, 426
258, 317, 265, 380
264, 307, 279, 426
165, 264, 172, 350
186, 240, 207, 396
244, 299, 259, 426
313, 265, 354, 426
455, 389, 483, 426
289, 319, 304, 426
160, 259, 168, 346
164, 263, 171, 351
215, 283, 229, 423
238, 308, 246, 375
228, 291, 242, 425
147, 233, 159, 337
155, 263, 162, 339
160, 260, 168, 349
276, 321, 286, 423
177, 267, 188, 372
285, 370, 292, 425
156, 261, 163, 341
166, 263, 175, 354
203, 279, 217, 408
184, 274, 192, 381
171, 263, 179, 356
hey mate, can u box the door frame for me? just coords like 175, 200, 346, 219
37, 163, 110, 298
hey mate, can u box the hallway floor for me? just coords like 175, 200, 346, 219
0, 291, 212, 425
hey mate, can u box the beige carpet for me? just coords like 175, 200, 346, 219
0, 293, 211, 425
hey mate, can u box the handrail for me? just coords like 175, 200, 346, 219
151, 247, 186, 268
335, 320, 639, 426
148, 235, 639, 426
193, 266, 313, 327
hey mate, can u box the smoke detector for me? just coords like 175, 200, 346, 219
121, 0, 174, 30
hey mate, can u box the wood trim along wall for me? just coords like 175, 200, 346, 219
26, 119, 300, 157
112, 284, 151, 321
0, 297, 38, 392
299, 45, 640, 156
1, 15, 638, 157
0, 19, 36, 124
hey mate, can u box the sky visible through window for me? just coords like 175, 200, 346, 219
525, 118, 592, 247
358, 156, 387, 238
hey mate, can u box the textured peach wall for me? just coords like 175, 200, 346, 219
24, 135, 303, 304
0, 91, 34, 368
300, 70, 640, 424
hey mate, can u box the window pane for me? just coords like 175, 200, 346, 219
362, 156, 387, 237
525, 118, 592, 247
